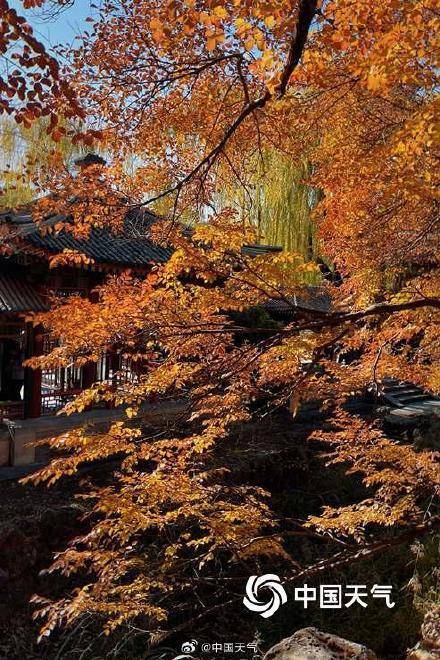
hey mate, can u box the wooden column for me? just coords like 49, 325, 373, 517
109, 349, 121, 379
82, 361, 96, 389
23, 323, 43, 419
80, 284, 99, 398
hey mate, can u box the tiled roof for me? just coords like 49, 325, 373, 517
0, 206, 326, 316
0, 206, 284, 268
0, 273, 47, 312
26, 227, 173, 266
1, 208, 173, 267
264, 287, 332, 317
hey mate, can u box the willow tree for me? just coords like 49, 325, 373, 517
217, 151, 319, 259
256, 155, 319, 257
0, 117, 82, 210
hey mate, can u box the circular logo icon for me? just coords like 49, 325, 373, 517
243, 574, 287, 618
180, 640, 198, 654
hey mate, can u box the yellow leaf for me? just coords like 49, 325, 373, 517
264, 15, 275, 29
212, 6, 227, 19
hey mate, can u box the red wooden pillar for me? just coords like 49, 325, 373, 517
24, 323, 43, 419
82, 361, 96, 390
81, 287, 99, 393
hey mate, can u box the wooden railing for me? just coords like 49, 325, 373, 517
0, 401, 24, 424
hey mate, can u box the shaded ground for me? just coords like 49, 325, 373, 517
0, 402, 435, 659
0, 479, 80, 659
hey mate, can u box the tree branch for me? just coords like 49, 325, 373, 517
142, 0, 318, 209
159, 297, 440, 339
156, 515, 439, 644
306, 296, 440, 330
276, 0, 319, 97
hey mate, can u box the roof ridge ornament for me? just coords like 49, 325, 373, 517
74, 153, 107, 169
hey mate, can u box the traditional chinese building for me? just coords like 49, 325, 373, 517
0, 147, 332, 430
0, 204, 293, 425
0, 202, 172, 423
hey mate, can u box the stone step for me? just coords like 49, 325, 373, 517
380, 378, 439, 412
386, 400, 440, 425
407, 400, 440, 410
382, 380, 432, 394
398, 393, 433, 403
384, 387, 425, 397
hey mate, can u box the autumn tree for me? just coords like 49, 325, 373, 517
0, 0, 84, 133
2, 0, 438, 650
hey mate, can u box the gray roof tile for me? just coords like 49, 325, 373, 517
0, 273, 47, 312
1, 208, 172, 267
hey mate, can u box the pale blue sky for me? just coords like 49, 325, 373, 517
9, 1, 93, 50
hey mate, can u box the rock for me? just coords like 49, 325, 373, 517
413, 416, 440, 452
263, 628, 377, 660
406, 652, 438, 660
406, 606, 440, 659
376, 405, 392, 418
420, 606, 440, 650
